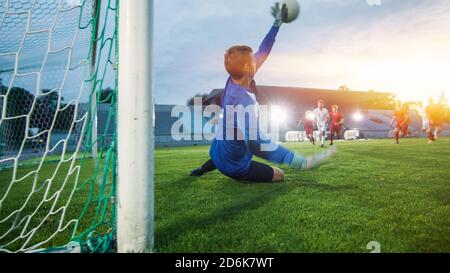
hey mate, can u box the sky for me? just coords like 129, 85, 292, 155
1, 0, 449, 105
154, 0, 450, 105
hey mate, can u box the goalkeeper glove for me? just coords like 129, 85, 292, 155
271, 2, 287, 27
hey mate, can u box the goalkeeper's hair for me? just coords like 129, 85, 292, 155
224, 45, 254, 80
225, 45, 253, 57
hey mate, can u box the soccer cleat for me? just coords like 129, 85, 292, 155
190, 168, 204, 177
320, 144, 325, 148
294, 146, 337, 170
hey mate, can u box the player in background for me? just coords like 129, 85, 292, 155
329, 105, 344, 146
427, 98, 445, 143
189, 4, 336, 181
313, 99, 330, 148
415, 101, 429, 137
390, 101, 410, 144
297, 111, 315, 145
426, 98, 435, 143
433, 101, 445, 140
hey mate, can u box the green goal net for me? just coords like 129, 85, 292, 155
0, 0, 118, 253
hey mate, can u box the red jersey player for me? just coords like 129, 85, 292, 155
298, 111, 315, 145
390, 101, 410, 144
329, 105, 344, 145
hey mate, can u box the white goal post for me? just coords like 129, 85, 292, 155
117, 0, 154, 253
0, 0, 153, 253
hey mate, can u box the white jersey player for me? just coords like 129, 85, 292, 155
416, 102, 429, 133
313, 99, 330, 147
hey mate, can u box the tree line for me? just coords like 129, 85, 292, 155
0, 78, 115, 149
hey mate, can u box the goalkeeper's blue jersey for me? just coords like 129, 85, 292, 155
209, 25, 292, 177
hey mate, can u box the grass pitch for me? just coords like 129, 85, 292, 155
1, 138, 449, 252
155, 138, 450, 253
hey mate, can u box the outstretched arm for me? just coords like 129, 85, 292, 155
254, 3, 286, 71
254, 25, 280, 71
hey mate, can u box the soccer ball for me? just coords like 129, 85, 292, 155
280, 0, 300, 23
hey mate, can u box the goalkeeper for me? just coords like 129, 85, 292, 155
190, 3, 335, 182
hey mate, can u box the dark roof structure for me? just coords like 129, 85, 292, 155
204, 85, 395, 113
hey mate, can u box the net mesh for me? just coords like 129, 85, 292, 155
0, 0, 118, 253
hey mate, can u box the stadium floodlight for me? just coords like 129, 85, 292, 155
353, 112, 364, 122
271, 105, 288, 125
